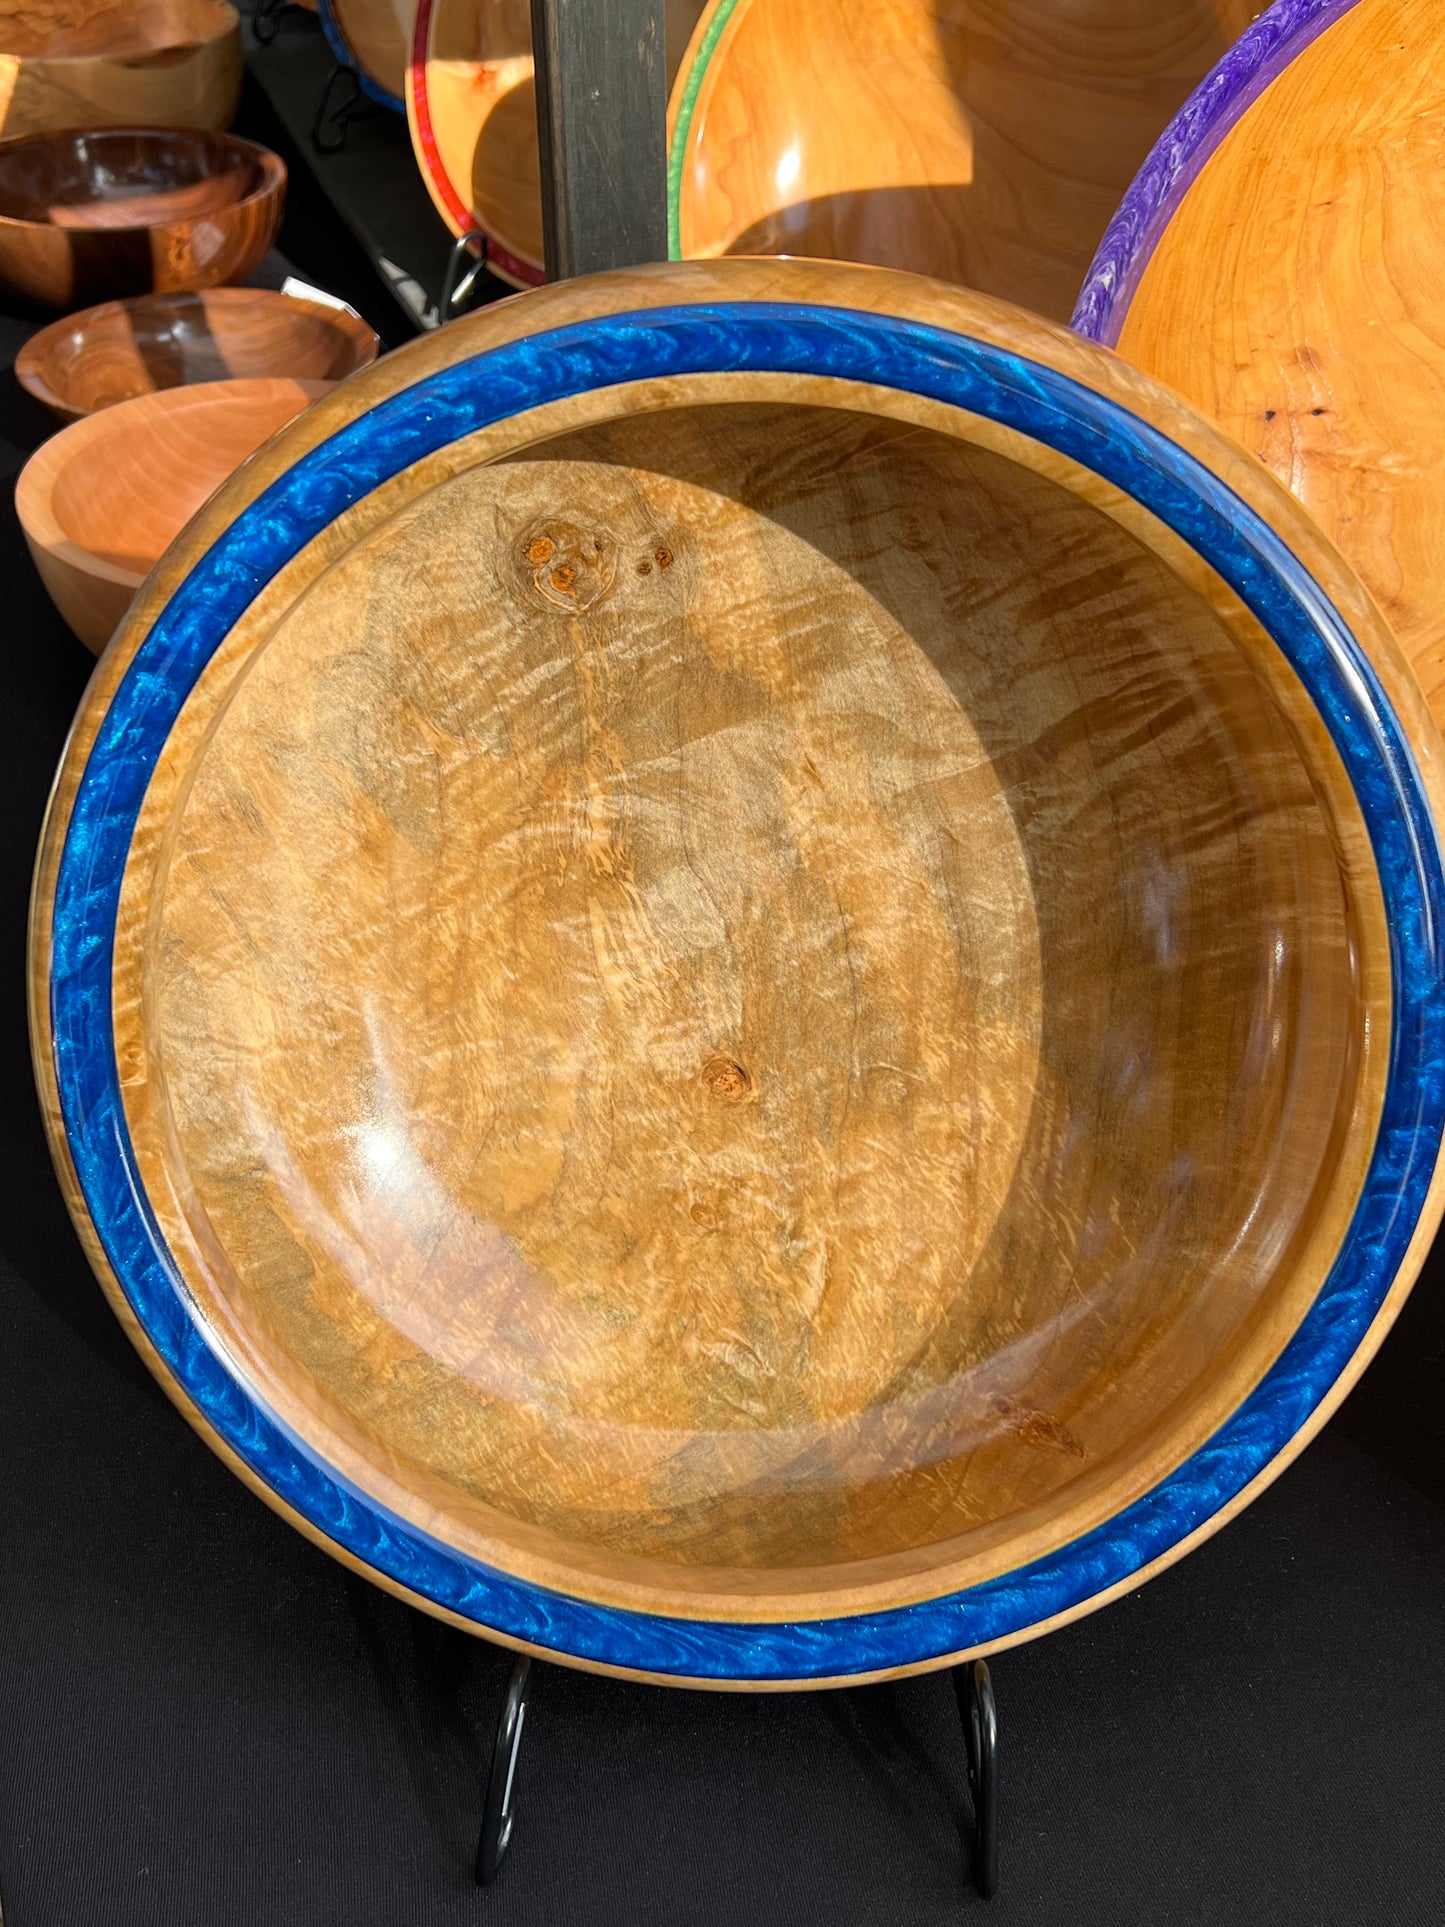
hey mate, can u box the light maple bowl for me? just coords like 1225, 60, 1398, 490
29, 259, 1445, 1687
668, 0, 1260, 322
0, 0, 243, 143
16, 287, 380, 420
16, 375, 327, 653
1074, 0, 1445, 736
0, 126, 285, 312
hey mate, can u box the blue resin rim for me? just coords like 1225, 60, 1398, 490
47, 301, 1445, 1681
316, 0, 406, 113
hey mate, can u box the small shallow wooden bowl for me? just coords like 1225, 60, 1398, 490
668, 0, 1259, 323
408, 0, 703, 288
0, 126, 285, 312
15, 375, 326, 652
29, 260, 1445, 1686
319, 0, 415, 111
1074, 0, 1445, 736
16, 287, 380, 420
0, 0, 243, 143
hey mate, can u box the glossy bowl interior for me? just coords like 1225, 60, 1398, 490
16, 288, 380, 418
94, 374, 1391, 1613
0, 125, 272, 230
16, 375, 326, 651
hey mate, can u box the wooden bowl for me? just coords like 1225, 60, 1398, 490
29, 259, 1445, 1685
319, 0, 415, 110
408, 0, 704, 288
15, 376, 327, 652
0, 126, 286, 312
15, 287, 380, 420
0, 0, 243, 142
668, 0, 1259, 323
1075, 0, 1445, 733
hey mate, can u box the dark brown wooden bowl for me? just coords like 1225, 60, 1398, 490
15, 287, 380, 419
0, 125, 285, 312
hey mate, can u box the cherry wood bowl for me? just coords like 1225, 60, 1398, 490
15, 287, 380, 420
408, 0, 703, 287
0, 126, 285, 312
15, 375, 327, 652
668, 0, 1259, 323
1075, 0, 1445, 736
0, 0, 242, 143
28, 260, 1445, 1686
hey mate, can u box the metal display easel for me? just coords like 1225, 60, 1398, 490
449, 2, 1002, 1904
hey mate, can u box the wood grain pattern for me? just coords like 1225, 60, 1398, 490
408, 0, 703, 285
1108, 0, 1445, 731
0, 0, 242, 140
15, 375, 326, 652
669, 0, 1257, 322
0, 126, 285, 310
329, 0, 416, 102
28, 260, 1445, 1678
16, 287, 379, 419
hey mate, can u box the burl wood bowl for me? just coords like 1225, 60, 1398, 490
29, 259, 1445, 1686
15, 375, 326, 653
1075, 0, 1445, 735
15, 287, 380, 420
668, 0, 1259, 323
408, 0, 704, 288
0, 0, 242, 143
0, 126, 285, 312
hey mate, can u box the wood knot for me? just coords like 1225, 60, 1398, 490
517, 519, 616, 612
701, 1056, 751, 1103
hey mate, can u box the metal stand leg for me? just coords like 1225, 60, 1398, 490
440, 229, 490, 323
311, 60, 369, 153
251, 0, 300, 44
476, 1653, 532, 1887
954, 1659, 998, 1898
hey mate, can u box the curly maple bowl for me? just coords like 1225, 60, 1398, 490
0, 126, 285, 312
28, 259, 1445, 1687
16, 287, 379, 420
16, 375, 328, 652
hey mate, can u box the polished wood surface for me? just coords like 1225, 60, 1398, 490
408, 0, 702, 285
1109, 0, 1445, 731
0, 0, 242, 140
330, 0, 416, 102
0, 126, 284, 310
16, 287, 379, 419
15, 375, 326, 652
669, 0, 1256, 322
30, 260, 1441, 1683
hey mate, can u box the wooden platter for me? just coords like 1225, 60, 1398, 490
319, 0, 416, 111
0, 127, 286, 312
16, 287, 379, 420
1074, 0, 1445, 734
408, 0, 704, 288
0, 0, 243, 142
16, 376, 327, 652
668, 0, 1258, 323
29, 257, 1445, 1686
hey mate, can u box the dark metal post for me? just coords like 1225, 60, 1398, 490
529, 0, 668, 279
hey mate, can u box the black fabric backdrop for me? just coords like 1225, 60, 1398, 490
2, 259, 1444, 1924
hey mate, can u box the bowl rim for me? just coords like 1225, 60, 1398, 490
14, 374, 334, 588
29, 265, 1445, 1685
0, 0, 242, 63
318, 0, 406, 114
14, 287, 379, 418
0, 125, 286, 236
1071, 0, 1363, 344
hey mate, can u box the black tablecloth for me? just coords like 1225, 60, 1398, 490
2, 292, 1443, 1926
